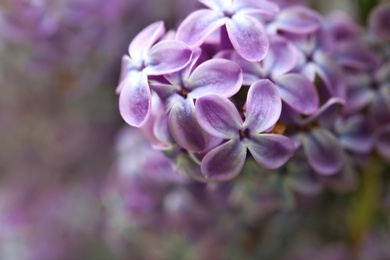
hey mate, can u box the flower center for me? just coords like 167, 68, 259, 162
239, 128, 250, 140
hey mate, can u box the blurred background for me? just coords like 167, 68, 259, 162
0, 0, 389, 259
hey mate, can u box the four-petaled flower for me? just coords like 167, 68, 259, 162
117, 21, 192, 127
176, 0, 279, 61
195, 79, 295, 181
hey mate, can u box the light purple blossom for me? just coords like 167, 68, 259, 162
218, 35, 319, 114
375, 124, 390, 161
368, 2, 390, 42
117, 21, 192, 127
195, 79, 295, 181
176, 0, 279, 61
267, 5, 322, 35
283, 98, 345, 175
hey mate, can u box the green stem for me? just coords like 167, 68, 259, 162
347, 155, 382, 253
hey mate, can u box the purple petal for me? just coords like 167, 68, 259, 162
119, 73, 151, 127
215, 50, 261, 85
201, 140, 247, 181
195, 95, 243, 139
144, 40, 192, 75
232, 0, 279, 16
246, 134, 294, 169
376, 124, 390, 161
118, 55, 132, 85
343, 79, 374, 115
264, 36, 298, 76
176, 9, 225, 47
302, 97, 344, 128
274, 73, 319, 115
369, 87, 390, 126
270, 6, 322, 34
336, 41, 379, 70
244, 79, 282, 133
188, 59, 243, 98
302, 128, 343, 175
169, 98, 209, 152
129, 21, 165, 61
226, 14, 268, 62
182, 48, 202, 80
315, 52, 346, 99
335, 116, 373, 154
168, 98, 210, 152
368, 2, 390, 41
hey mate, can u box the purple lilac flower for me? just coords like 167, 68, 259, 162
267, 5, 322, 35
278, 29, 346, 100
334, 115, 373, 154
368, 2, 390, 42
176, 0, 279, 61
375, 124, 390, 161
195, 79, 295, 181
283, 98, 345, 175
218, 35, 319, 114
117, 21, 192, 127
151, 48, 243, 152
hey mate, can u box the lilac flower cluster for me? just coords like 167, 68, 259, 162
117, 0, 390, 182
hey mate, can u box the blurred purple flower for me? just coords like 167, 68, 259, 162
195, 79, 294, 181
267, 5, 322, 35
117, 21, 192, 127
368, 2, 390, 42
283, 98, 345, 175
176, 0, 279, 61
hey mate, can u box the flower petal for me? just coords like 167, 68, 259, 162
246, 134, 294, 169
302, 128, 343, 175
129, 21, 165, 61
144, 40, 192, 75
244, 79, 282, 133
335, 115, 373, 154
274, 73, 319, 115
376, 124, 390, 161
215, 50, 261, 85
188, 59, 242, 98
226, 14, 268, 62
176, 9, 225, 47
119, 73, 151, 127
302, 97, 344, 128
336, 41, 379, 70
264, 36, 298, 77
196, 94, 243, 139
368, 2, 390, 41
369, 87, 390, 126
201, 140, 247, 181
270, 6, 322, 34
168, 98, 210, 152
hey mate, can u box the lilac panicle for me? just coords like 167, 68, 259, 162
151, 48, 243, 152
195, 79, 295, 181
176, 0, 279, 61
117, 21, 192, 127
